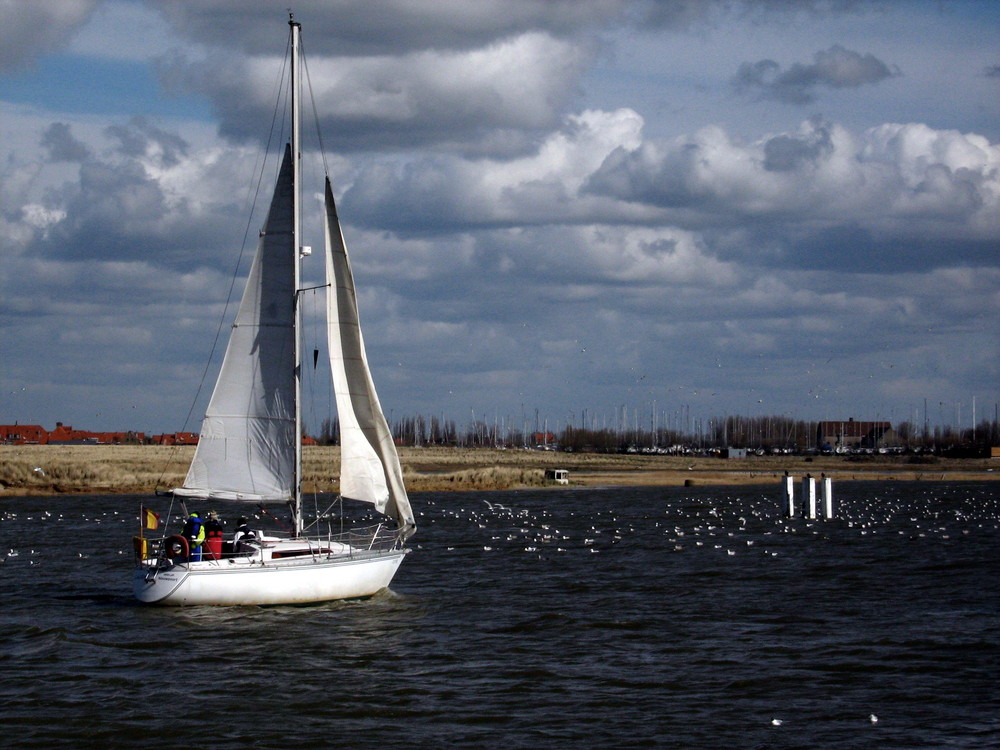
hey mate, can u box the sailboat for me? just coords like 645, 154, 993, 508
133, 17, 415, 606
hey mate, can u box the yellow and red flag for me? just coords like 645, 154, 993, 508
141, 506, 160, 530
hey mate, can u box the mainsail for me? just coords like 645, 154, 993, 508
324, 179, 415, 533
176, 146, 297, 502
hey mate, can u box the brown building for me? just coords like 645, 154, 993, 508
816, 418, 896, 451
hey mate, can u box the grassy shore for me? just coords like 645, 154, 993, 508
1, 444, 996, 496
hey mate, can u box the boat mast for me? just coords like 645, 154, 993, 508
290, 14, 303, 537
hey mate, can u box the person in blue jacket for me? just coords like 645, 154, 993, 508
182, 512, 206, 561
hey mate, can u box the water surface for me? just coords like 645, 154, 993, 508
2, 481, 997, 748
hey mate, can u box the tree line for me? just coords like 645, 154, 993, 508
314, 414, 1000, 455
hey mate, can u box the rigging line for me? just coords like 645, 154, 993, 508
298, 495, 344, 536
300, 39, 331, 179
154, 32, 292, 493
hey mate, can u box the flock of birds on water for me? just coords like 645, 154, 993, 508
2, 483, 998, 567
411, 483, 999, 563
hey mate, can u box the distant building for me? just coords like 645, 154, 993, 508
720, 447, 747, 459
1, 422, 146, 445
532, 432, 557, 448
0, 424, 47, 444
816, 419, 895, 451
152, 432, 200, 446
47, 423, 91, 443
47, 423, 145, 444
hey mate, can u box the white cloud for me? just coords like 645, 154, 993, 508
584, 117, 1000, 268
552, 225, 737, 285
20, 204, 66, 230
310, 32, 585, 128
165, 30, 592, 152
343, 108, 646, 229
68, 0, 180, 62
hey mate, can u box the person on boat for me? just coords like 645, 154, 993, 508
233, 517, 256, 552
182, 512, 206, 562
204, 510, 224, 560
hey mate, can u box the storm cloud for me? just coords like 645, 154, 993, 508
734, 45, 898, 104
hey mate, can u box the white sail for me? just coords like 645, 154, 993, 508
324, 179, 415, 532
136, 18, 413, 607
175, 145, 297, 502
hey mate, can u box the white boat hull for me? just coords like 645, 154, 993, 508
134, 549, 408, 606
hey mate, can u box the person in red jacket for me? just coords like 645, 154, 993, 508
204, 510, 224, 560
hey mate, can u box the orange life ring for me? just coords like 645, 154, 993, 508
165, 534, 189, 560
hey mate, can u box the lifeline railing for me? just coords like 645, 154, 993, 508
135, 522, 405, 564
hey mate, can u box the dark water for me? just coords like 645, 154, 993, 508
2, 481, 998, 749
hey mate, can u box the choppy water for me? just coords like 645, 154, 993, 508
1, 481, 998, 749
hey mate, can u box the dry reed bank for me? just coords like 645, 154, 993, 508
1, 444, 996, 496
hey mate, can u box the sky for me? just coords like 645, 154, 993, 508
1, 0, 998, 440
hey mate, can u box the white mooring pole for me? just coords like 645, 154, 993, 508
803, 474, 817, 519
782, 473, 795, 517
821, 474, 834, 519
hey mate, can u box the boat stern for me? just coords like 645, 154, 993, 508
133, 562, 188, 604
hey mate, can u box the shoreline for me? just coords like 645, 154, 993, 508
1, 444, 997, 496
